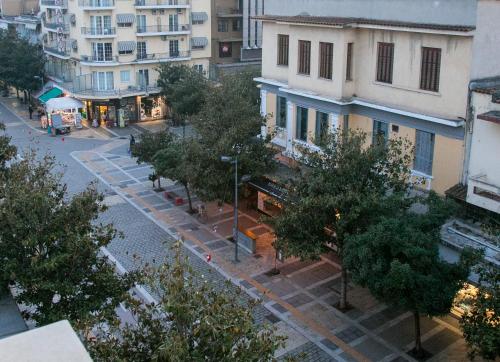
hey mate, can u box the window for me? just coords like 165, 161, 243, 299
315, 111, 329, 143
372, 120, 389, 146
420, 47, 441, 92
277, 34, 289, 66
298, 40, 311, 75
414, 130, 435, 175
91, 42, 113, 61
296, 106, 308, 141
232, 19, 241, 31
219, 42, 232, 58
169, 14, 179, 32
120, 70, 130, 82
136, 15, 146, 33
138, 69, 149, 87
92, 71, 114, 91
218, 20, 228, 32
319, 42, 333, 79
137, 41, 147, 59
169, 40, 179, 56
193, 64, 204, 74
346, 42, 353, 81
90, 15, 112, 35
376, 42, 394, 84
276, 96, 287, 128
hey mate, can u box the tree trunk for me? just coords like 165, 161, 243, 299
339, 265, 348, 310
158, 177, 161, 189
185, 184, 193, 213
414, 311, 423, 357
16, 88, 19, 99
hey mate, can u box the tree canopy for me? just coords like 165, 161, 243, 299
88, 242, 286, 362
0, 149, 136, 331
272, 129, 413, 309
344, 193, 476, 358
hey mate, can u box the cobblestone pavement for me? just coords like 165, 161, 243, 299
1, 97, 475, 362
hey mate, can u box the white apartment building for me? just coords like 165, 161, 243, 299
40, 0, 211, 126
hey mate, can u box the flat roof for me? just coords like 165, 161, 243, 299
254, 15, 475, 33
0, 320, 92, 362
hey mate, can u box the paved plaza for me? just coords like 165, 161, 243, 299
0, 96, 479, 361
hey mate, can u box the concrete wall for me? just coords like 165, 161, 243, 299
466, 91, 500, 213
470, 0, 500, 79
264, 0, 477, 26
261, 21, 473, 119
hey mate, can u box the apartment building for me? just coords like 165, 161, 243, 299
211, 0, 243, 65
0, 0, 40, 44
255, 0, 500, 195
40, 0, 211, 126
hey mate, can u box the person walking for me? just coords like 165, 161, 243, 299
28, 104, 33, 120
129, 134, 136, 155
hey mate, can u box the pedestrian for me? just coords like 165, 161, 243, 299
129, 134, 136, 154
28, 104, 33, 120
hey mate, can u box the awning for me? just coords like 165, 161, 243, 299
477, 111, 500, 125
191, 37, 208, 48
118, 41, 136, 52
46, 97, 84, 112
248, 178, 288, 201
116, 14, 135, 24
192, 12, 208, 22
38, 88, 63, 104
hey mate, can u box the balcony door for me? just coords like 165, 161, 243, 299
136, 15, 146, 33
169, 14, 179, 32
90, 15, 111, 35
92, 42, 113, 61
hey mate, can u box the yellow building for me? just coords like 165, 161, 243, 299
40, 0, 211, 125
254, 15, 479, 194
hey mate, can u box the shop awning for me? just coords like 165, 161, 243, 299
118, 41, 136, 52
192, 12, 208, 22
477, 111, 500, 125
191, 37, 208, 48
116, 14, 135, 24
38, 87, 63, 104
46, 97, 84, 112
247, 178, 288, 201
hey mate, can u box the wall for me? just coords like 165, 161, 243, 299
470, 0, 500, 79
264, 0, 477, 27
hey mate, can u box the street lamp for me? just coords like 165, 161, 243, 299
221, 155, 251, 263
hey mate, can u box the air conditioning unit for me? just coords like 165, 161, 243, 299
161, 35, 168, 41
159, 10, 165, 14
152, 10, 157, 15
177, 9, 182, 14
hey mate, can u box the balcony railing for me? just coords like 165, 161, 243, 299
81, 27, 116, 36
41, 0, 68, 8
134, 0, 189, 7
44, 42, 71, 58
78, 0, 115, 8
81, 55, 119, 63
136, 24, 190, 34
43, 20, 70, 32
136, 51, 191, 61
216, 7, 243, 16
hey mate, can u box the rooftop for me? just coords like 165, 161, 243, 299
471, 77, 500, 103
254, 15, 476, 33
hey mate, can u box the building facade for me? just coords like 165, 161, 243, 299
0, 0, 40, 44
41, 0, 211, 126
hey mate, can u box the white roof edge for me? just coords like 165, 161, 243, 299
255, 77, 464, 128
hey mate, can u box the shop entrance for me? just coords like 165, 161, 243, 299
89, 102, 117, 127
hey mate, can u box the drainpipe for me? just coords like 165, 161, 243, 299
461, 82, 475, 186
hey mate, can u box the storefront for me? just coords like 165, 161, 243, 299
139, 95, 165, 121
246, 177, 287, 217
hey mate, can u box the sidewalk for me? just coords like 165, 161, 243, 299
72, 143, 474, 362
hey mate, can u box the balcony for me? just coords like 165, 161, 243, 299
136, 51, 191, 63
136, 24, 190, 36
43, 20, 70, 33
81, 27, 116, 38
78, 0, 115, 10
44, 42, 71, 59
41, 0, 68, 8
216, 7, 243, 17
134, 0, 189, 9
80, 55, 119, 65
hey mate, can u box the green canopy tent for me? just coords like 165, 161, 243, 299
38, 88, 63, 104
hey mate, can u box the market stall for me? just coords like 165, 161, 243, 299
45, 97, 85, 130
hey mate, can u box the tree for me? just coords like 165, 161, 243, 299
0, 152, 136, 332
132, 130, 173, 189
157, 63, 208, 126
190, 72, 276, 202
344, 193, 476, 359
153, 138, 202, 213
272, 129, 413, 310
87, 242, 286, 362
0, 122, 17, 173
460, 261, 500, 361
